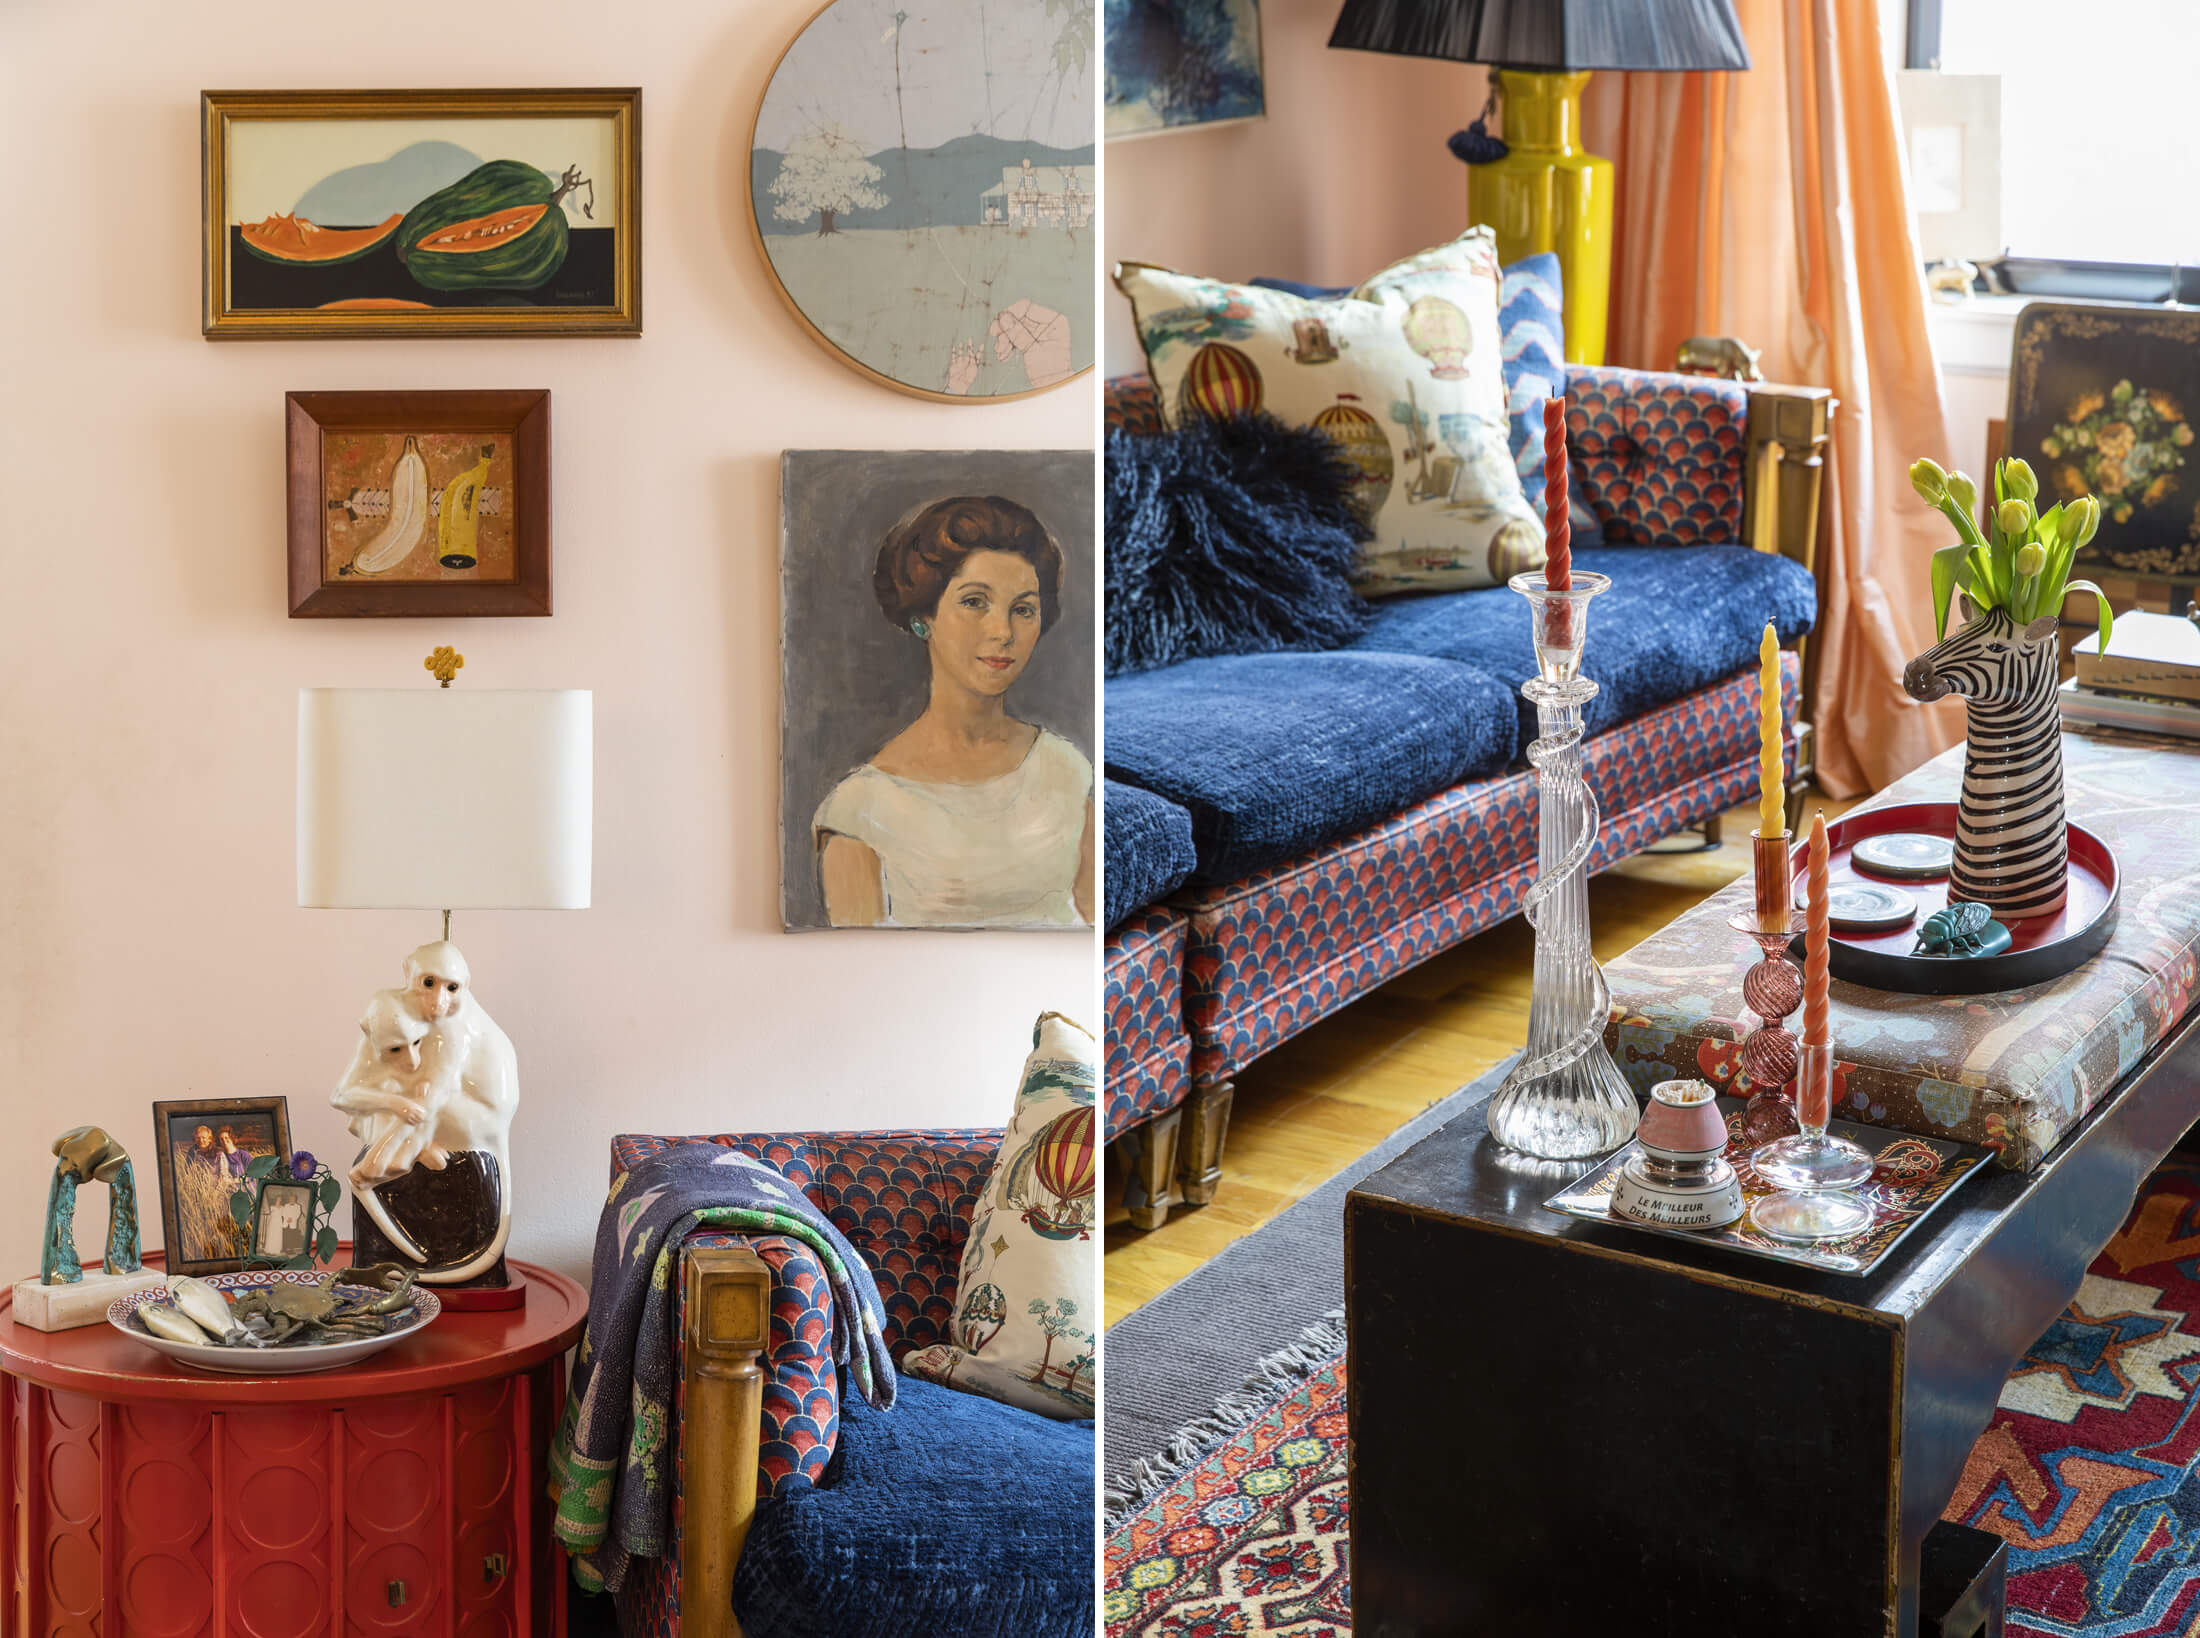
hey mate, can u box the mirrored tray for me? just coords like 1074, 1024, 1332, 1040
1544, 1097, 1991, 1276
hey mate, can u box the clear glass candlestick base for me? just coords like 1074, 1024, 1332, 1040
1487, 571, 1637, 1161
1749, 1043, 1873, 1241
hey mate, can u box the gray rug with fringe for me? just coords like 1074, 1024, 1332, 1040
1103, 1054, 1513, 1525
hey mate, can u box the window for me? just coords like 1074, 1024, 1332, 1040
1914, 0, 2200, 268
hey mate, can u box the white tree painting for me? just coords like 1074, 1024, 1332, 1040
768, 124, 887, 237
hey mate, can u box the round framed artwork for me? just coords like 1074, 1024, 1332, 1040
749, 0, 1096, 403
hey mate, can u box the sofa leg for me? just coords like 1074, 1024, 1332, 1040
1178, 1080, 1235, 1207
1120, 1107, 1184, 1231
681, 1244, 772, 1638
1701, 811, 1724, 847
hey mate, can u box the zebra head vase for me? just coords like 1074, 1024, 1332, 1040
1902, 603, 2068, 920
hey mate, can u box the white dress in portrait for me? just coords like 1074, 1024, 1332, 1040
813, 729, 1093, 926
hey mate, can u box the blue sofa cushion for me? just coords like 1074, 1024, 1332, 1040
1105, 651, 1519, 883
1104, 779, 1196, 931
733, 1377, 1094, 1638
1350, 544, 1818, 741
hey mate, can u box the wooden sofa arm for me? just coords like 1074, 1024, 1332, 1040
681, 1242, 773, 1638
1743, 380, 1837, 722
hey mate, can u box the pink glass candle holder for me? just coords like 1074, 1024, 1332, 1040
1749, 1043, 1874, 1242
1727, 894, 1803, 1150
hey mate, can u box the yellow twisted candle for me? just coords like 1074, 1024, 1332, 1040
1757, 623, 1784, 837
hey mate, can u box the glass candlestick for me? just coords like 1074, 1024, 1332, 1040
1486, 571, 1638, 1161
1749, 1043, 1873, 1241
1729, 833, 1805, 1147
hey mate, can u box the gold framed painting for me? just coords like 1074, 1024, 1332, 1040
202, 88, 641, 339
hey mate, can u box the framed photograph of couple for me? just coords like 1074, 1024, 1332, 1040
150, 1096, 295, 1277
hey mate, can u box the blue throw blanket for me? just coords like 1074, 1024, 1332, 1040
549, 1142, 896, 1592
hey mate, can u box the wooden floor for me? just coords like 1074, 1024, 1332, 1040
1103, 790, 1857, 1326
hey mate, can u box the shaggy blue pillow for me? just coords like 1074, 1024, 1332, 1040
1105, 411, 1372, 677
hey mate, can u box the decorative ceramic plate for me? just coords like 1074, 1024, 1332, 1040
1544, 1099, 1991, 1276
108, 1271, 441, 1375
1797, 878, 1920, 932
1850, 832, 1956, 879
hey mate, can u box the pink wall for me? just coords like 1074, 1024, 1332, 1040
0, 0, 1094, 1283
1103, 0, 1489, 376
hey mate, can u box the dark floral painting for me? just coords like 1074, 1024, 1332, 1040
2009, 303, 2200, 576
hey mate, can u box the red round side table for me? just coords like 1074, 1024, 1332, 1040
0, 1252, 586, 1638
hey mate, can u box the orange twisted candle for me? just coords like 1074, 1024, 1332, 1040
1542, 397, 1573, 647
1805, 813, 1830, 1046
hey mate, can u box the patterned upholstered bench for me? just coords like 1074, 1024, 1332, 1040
1102, 366, 1836, 1225
1607, 727, 2200, 1170
599, 1129, 1093, 1637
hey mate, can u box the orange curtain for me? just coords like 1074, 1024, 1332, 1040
1582, 0, 1962, 797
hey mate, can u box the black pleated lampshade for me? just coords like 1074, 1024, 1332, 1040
1328, 0, 1751, 72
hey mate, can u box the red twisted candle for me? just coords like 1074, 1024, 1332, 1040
1542, 396, 1572, 588
1804, 813, 1830, 1045
1542, 397, 1573, 647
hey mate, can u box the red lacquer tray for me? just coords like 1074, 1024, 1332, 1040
1785, 801, 2119, 995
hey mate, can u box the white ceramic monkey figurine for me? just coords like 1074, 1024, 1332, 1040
333, 993, 456, 1192
329, 940, 519, 1283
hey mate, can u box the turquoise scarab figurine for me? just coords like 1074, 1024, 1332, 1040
1912, 901, 2012, 960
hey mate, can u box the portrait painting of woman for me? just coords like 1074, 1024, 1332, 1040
781, 451, 1095, 932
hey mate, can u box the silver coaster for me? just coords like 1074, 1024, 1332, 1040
1796, 878, 1920, 932
1851, 832, 1955, 880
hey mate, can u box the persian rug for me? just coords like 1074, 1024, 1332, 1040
1107, 1155, 2200, 1636
1105, 1057, 1511, 1512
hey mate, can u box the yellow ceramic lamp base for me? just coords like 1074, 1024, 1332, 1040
1467, 70, 1614, 366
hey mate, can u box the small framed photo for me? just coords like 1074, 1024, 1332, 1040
247, 1180, 317, 1265
202, 88, 641, 339
151, 1098, 294, 1277
286, 389, 551, 618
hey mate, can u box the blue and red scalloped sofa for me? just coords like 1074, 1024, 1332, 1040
602, 1129, 1093, 1638
1102, 367, 1834, 1226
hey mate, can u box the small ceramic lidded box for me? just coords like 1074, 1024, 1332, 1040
1610, 1080, 1744, 1230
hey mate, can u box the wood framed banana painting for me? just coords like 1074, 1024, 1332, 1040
203, 88, 640, 339
286, 390, 551, 618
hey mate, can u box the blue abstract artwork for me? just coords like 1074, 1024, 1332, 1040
1105, 0, 1264, 138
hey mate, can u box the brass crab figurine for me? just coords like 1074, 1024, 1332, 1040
224, 1270, 412, 1346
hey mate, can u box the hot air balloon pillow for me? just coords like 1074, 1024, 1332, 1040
1114, 227, 1545, 595
903, 1012, 1097, 1419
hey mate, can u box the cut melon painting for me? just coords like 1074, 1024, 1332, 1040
220, 121, 621, 315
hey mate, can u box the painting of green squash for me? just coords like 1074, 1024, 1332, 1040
395, 160, 593, 292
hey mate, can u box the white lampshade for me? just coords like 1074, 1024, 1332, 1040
297, 689, 592, 910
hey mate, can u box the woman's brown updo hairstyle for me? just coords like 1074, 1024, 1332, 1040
872, 496, 1063, 634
